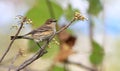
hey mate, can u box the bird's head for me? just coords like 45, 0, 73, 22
45, 18, 57, 25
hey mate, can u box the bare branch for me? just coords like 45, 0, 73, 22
68, 61, 96, 71
56, 18, 75, 34
16, 41, 48, 71
0, 17, 27, 63
1, 12, 86, 71
15, 18, 76, 71
8, 53, 20, 71
8, 48, 26, 71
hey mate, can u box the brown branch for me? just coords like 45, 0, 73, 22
64, 61, 69, 71
10, 12, 84, 70
0, 17, 27, 63
56, 18, 75, 34
15, 18, 76, 71
68, 61, 96, 71
16, 41, 48, 71
8, 53, 20, 71
89, 16, 99, 71
99, 1, 106, 71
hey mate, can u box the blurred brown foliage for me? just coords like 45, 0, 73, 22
55, 26, 76, 62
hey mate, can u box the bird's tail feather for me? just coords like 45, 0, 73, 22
11, 36, 33, 40
11, 36, 23, 40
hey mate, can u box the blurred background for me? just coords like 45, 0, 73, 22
0, 0, 120, 71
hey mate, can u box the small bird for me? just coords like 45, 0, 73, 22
11, 18, 57, 48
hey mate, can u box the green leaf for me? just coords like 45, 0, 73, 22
89, 40, 104, 65
28, 40, 39, 52
52, 65, 64, 71
88, 0, 102, 16
26, 0, 63, 28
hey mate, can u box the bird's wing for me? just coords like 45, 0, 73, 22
24, 25, 52, 36
37, 25, 53, 32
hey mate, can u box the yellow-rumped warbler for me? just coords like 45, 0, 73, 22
11, 18, 57, 47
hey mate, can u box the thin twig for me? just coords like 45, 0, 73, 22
56, 18, 75, 34
8, 53, 20, 71
89, 16, 99, 71
68, 61, 96, 71
89, 16, 93, 47
16, 41, 48, 71
100, 0, 106, 71
0, 17, 27, 63
15, 18, 76, 71
64, 60, 69, 71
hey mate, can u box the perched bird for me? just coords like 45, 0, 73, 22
11, 18, 57, 47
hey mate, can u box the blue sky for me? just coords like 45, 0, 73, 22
0, 0, 120, 36
105, 17, 120, 35
69, 0, 120, 36
70, 15, 120, 36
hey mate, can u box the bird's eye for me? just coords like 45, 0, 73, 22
49, 20, 53, 23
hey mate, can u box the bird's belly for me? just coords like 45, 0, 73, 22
33, 32, 54, 42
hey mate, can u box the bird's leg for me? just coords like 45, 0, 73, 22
35, 42, 41, 49
37, 42, 48, 53
35, 41, 48, 53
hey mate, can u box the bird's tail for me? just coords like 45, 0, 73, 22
11, 36, 23, 40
